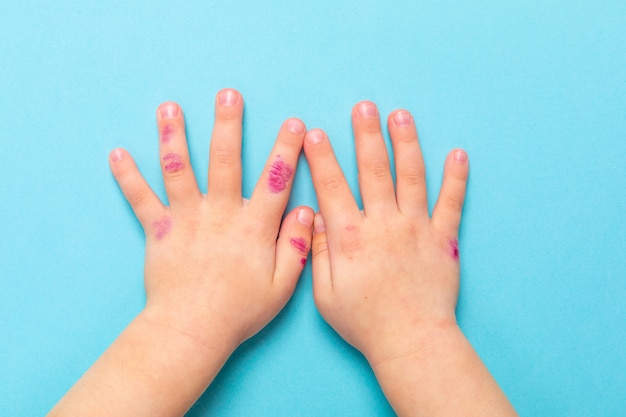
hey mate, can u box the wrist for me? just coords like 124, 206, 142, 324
139, 303, 240, 362
364, 318, 461, 369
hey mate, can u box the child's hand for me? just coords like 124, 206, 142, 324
304, 101, 467, 365
110, 89, 313, 352
304, 102, 516, 416
50, 89, 313, 417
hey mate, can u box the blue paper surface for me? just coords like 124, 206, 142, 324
1, 1, 625, 415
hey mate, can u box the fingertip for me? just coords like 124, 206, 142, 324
157, 101, 181, 120
297, 206, 315, 229
390, 109, 413, 128
216, 88, 242, 107
314, 212, 326, 234
305, 128, 327, 146
452, 149, 468, 165
285, 118, 306, 135
353, 100, 378, 118
109, 148, 126, 163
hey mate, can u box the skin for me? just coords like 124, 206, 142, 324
304, 101, 518, 417
48, 89, 314, 417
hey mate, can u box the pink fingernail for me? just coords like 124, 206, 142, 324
110, 149, 124, 162
314, 213, 326, 233
286, 118, 305, 135
268, 155, 294, 193
393, 110, 412, 127
297, 208, 314, 226
454, 150, 468, 164
357, 101, 378, 118
218, 89, 238, 106
306, 129, 325, 145
160, 102, 179, 119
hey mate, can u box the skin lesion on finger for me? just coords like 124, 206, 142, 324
163, 153, 185, 173
153, 216, 173, 240
268, 155, 293, 193
448, 239, 460, 261
289, 237, 309, 268
161, 125, 175, 143
290, 237, 308, 254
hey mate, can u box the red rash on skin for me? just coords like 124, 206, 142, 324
290, 237, 308, 254
163, 153, 185, 173
449, 239, 460, 261
154, 217, 172, 240
268, 155, 293, 193
300, 257, 307, 267
161, 125, 174, 143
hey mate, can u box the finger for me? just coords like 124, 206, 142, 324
109, 148, 166, 228
248, 118, 306, 231
388, 109, 428, 218
273, 206, 314, 300
157, 102, 202, 208
303, 128, 361, 227
432, 149, 469, 236
311, 212, 333, 310
351, 101, 396, 215
207, 88, 244, 207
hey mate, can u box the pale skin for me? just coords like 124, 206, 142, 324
49, 89, 314, 416
304, 101, 517, 416
50, 90, 516, 416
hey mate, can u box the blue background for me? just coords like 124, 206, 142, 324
1, 1, 625, 415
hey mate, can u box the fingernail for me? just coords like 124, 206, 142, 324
218, 89, 238, 106
286, 118, 305, 135
454, 149, 468, 164
357, 101, 378, 118
297, 208, 314, 227
306, 129, 325, 144
393, 110, 412, 127
314, 213, 326, 233
110, 149, 124, 162
160, 102, 179, 119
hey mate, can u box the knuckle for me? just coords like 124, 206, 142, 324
163, 167, 186, 182
444, 196, 464, 212
399, 167, 425, 186
126, 188, 148, 208
212, 148, 236, 166
322, 176, 343, 194
312, 238, 329, 259
216, 108, 241, 122
364, 159, 389, 179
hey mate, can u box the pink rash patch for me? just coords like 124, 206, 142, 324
449, 239, 460, 261
300, 257, 307, 267
154, 217, 172, 240
290, 237, 308, 254
268, 156, 293, 193
161, 125, 175, 143
163, 153, 185, 173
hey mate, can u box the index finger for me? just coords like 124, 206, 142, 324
303, 129, 361, 226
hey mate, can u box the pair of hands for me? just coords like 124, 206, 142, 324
52, 88, 519, 417
109, 88, 469, 367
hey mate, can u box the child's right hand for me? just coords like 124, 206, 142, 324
304, 101, 517, 416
